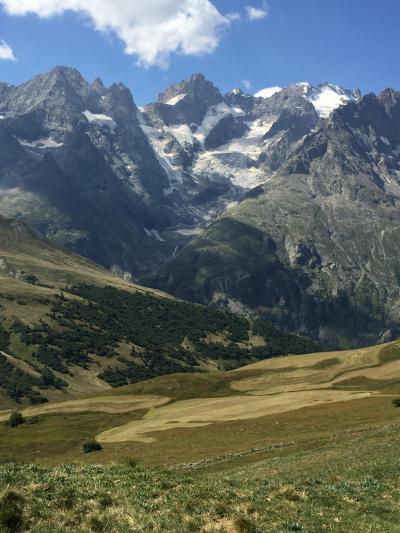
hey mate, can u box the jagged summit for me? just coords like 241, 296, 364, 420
0, 67, 179, 277
157, 73, 222, 106
2, 66, 400, 348
254, 81, 361, 118
144, 73, 224, 128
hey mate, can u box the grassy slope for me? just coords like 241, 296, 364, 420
0, 216, 320, 408
0, 342, 399, 467
0, 343, 400, 531
0, 425, 398, 532
1, 219, 400, 531
0, 218, 174, 407
0, 217, 172, 304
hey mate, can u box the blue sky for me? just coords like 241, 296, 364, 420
0, 0, 399, 106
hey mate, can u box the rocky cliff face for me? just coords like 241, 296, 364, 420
0, 66, 190, 277
139, 78, 358, 228
5, 67, 396, 347
0, 69, 359, 280
151, 89, 400, 348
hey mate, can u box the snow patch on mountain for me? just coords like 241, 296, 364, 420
307, 84, 359, 118
144, 228, 165, 241
193, 152, 265, 190
293, 82, 361, 117
254, 86, 282, 99
211, 119, 274, 158
83, 110, 117, 129
193, 103, 245, 147
254, 82, 360, 117
150, 102, 245, 151
192, 119, 274, 190
138, 121, 185, 188
296, 82, 311, 93
165, 93, 187, 105
18, 137, 64, 149
175, 227, 203, 236
166, 124, 195, 148
141, 95, 276, 196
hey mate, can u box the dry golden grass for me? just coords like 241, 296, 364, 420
1, 334, 400, 468
0, 394, 168, 422
94, 341, 400, 445
231, 342, 399, 395
97, 389, 374, 443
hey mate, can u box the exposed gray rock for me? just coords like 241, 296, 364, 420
0, 66, 186, 276
150, 89, 400, 348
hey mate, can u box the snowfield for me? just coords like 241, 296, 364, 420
307, 84, 358, 118
18, 137, 64, 148
83, 110, 117, 130
255, 82, 360, 118
165, 93, 187, 105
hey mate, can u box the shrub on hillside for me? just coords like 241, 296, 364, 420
392, 398, 400, 408
6, 412, 25, 428
24, 275, 39, 285
83, 441, 102, 454
0, 325, 10, 351
0, 490, 25, 532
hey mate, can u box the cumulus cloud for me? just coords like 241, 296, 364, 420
0, 39, 16, 60
245, 5, 268, 21
0, 0, 232, 68
226, 12, 241, 22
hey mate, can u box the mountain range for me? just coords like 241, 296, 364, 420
1, 66, 400, 347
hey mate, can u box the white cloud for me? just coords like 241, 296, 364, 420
245, 5, 268, 21
0, 39, 16, 60
0, 0, 232, 68
254, 86, 282, 99
243, 79, 252, 90
226, 12, 241, 22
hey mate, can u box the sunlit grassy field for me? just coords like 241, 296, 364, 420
1, 341, 400, 531
0, 422, 399, 532
0, 342, 400, 465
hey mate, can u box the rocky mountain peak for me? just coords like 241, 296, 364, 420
0, 66, 90, 121
379, 88, 400, 114
157, 73, 222, 107
91, 77, 106, 95
253, 82, 361, 119
32, 65, 90, 100
3, 66, 399, 351
224, 89, 256, 114
144, 73, 224, 127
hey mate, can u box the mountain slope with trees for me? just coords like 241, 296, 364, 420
0, 216, 320, 407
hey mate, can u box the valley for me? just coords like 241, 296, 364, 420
1, 3, 399, 531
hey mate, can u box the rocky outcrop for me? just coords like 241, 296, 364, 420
150, 90, 400, 348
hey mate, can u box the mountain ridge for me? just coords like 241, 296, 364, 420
2, 66, 400, 348
151, 87, 400, 347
